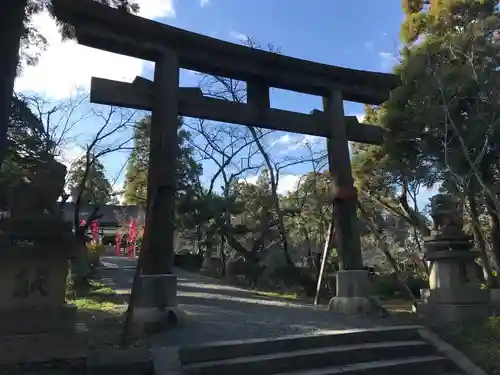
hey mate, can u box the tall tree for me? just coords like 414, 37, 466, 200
67, 155, 115, 205
0, 95, 52, 209
123, 115, 202, 210
360, 0, 500, 282
0, 0, 139, 169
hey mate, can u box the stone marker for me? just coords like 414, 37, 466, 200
0, 159, 87, 365
415, 194, 490, 326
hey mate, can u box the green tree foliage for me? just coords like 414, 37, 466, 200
123, 116, 203, 208
67, 155, 115, 205
0, 0, 140, 167
0, 95, 54, 208
122, 116, 149, 205
356, 0, 500, 211
387, 0, 500, 189
282, 172, 331, 254
351, 0, 500, 282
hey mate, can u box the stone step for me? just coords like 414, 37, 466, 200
273, 356, 454, 375
182, 340, 436, 375
0, 323, 88, 365
179, 326, 423, 365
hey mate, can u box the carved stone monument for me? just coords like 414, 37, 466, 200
199, 240, 223, 278
0, 159, 87, 365
415, 194, 490, 326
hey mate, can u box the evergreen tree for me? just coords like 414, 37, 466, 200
67, 155, 115, 205
352, 0, 500, 280
1, 0, 139, 171
0, 95, 54, 209
123, 116, 202, 206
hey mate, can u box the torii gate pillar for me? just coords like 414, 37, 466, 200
324, 90, 385, 315
134, 50, 186, 331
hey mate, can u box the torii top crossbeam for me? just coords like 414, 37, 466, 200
51, 0, 399, 105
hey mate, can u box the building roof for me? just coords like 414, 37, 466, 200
62, 203, 143, 227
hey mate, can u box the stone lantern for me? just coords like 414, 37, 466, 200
416, 194, 490, 325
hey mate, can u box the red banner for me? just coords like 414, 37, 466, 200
128, 219, 136, 257
90, 220, 99, 242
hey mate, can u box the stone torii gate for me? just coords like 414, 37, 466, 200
53, 0, 399, 324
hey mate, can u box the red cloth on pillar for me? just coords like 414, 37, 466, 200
128, 219, 136, 257
91, 220, 99, 242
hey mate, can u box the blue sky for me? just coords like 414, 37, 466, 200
15, 0, 436, 207
160, 0, 403, 115
140, 0, 405, 190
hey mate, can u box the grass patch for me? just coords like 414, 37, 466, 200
68, 279, 135, 349
73, 297, 124, 312
255, 290, 298, 300
378, 298, 419, 325
380, 298, 414, 313
88, 280, 116, 295
444, 316, 500, 375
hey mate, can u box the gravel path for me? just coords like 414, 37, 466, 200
97, 257, 411, 348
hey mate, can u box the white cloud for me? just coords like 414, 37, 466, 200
272, 134, 293, 146
230, 31, 249, 43
139, 0, 176, 19
378, 51, 398, 70
277, 175, 302, 195
244, 176, 259, 185
200, 0, 211, 8
15, 0, 176, 99
285, 134, 322, 152
239, 174, 302, 195
57, 143, 83, 168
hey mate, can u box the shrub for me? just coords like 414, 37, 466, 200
87, 242, 104, 268
446, 316, 500, 375
374, 272, 428, 299
174, 251, 203, 271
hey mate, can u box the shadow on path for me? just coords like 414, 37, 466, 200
93, 259, 410, 348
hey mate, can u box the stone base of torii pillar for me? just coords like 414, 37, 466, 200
130, 274, 188, 334
328, 270, 389, 316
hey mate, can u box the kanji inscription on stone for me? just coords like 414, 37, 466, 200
12, 267, 49, 299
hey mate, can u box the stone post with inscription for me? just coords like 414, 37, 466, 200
0, 159, 87, 365
415, 194, 490, 326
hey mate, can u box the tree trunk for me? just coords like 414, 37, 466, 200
399, 183, 431, 237
72, 227, 90, 294
0, 0, 26, 167
468, 191, 497, 288
485, 195, 500, 273
218, 235, 226, 277
71, 163, 96, 292
248, 126, 294, 266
